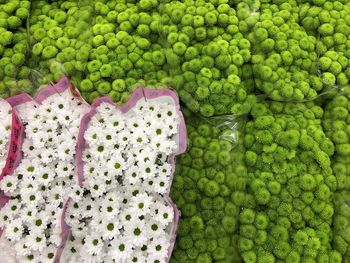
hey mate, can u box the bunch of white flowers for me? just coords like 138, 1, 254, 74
0, 88, 89, 263
62, 96, 182, 263
0, 100, 13, 173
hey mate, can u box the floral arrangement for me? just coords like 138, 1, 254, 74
0, 100, 13, 174
61, 90, 186, 263
0, 79, 186, 263
0, 78, 90, 262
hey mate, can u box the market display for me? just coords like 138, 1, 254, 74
0, 0, 350, 262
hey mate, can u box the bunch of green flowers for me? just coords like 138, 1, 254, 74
249, 2, 325, 101
158, 0, 257, 116
85, 1, 171, 103
299, 1, 350, 90
239, 101, 342, 262
28, 0, 171, 104
0, 0, 32, 98
28, 0, 94, 95
170, 108, 246, 263
323, 92, 350, 261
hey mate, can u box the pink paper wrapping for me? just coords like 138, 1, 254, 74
3, 77, 89, 263
0, 99, 24, 239
0, 99, 24, 182
69, 87, 187, 262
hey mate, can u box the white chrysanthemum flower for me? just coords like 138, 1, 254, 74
152, 200, 174, 227
147, 236, 169, 262
21, 139, 36, 158
124, 165, 142, 185
0, 175, 18, 194
4, 218, 23, 242
130, 193, 153, 217
108, 237, 132, 262
25, 227, 46, 252
124, 218, 148, 247
84, 233, 104, 256
20, 206, 38, 223
100, 219, 120, 240
153, 175, 170, 195
106, 155, 127, 177
39, 245, 57, 263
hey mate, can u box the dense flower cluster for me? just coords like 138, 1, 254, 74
27, 0, 172, 105
0, 100, 13, 172
0, 0, 33, 97
300, 1, 350, 90
250, 1, 322, 101
62, 98, 181, 262
323, 92, 350, 260
170, 109, 245, 263
239, 101, 341, 262
0, 89, 89, 262
2, 0, 350, 117
158, 1, 257, 116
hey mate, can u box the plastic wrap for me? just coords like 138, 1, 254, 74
60, 87, 186, 262
0, 77, 90, 262
237, 100, 342, 261
170, 108, 246, 263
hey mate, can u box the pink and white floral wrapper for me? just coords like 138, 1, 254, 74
0, 78, 186, 262
3, 77, 89, 263
62, 87, 187, 262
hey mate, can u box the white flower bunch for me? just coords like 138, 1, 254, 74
0, 90, 89, 263
0, 100, 13, 173
62, 98, 181, 263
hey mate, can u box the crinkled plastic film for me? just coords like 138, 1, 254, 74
0, 76, 90, 262
59, 87, 187, 262
170, 108, 246, 263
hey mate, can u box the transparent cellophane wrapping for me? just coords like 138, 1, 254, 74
157, 0, 259, 118
170, 107, 247, 263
